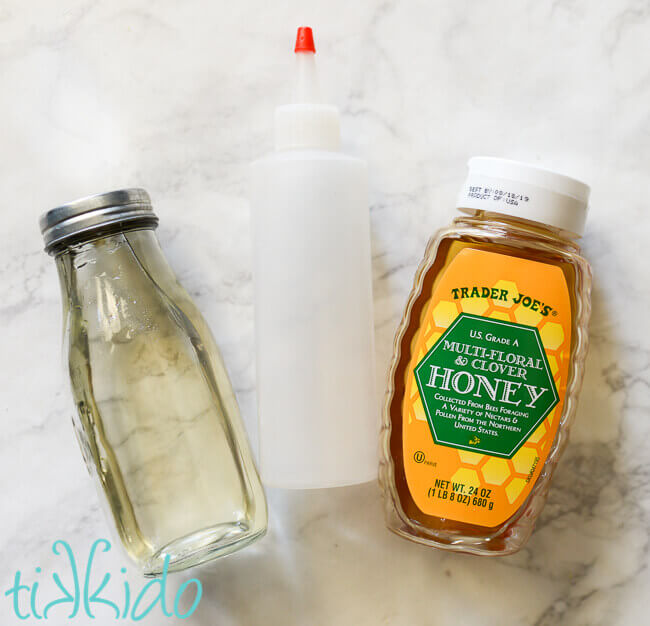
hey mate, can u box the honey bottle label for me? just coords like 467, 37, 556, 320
402, 248, 571, 527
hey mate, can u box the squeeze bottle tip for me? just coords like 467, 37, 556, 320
294, 26, 315, 53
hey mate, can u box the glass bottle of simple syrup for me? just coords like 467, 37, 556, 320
380, 158, 592, 555
40, 189, 267, 575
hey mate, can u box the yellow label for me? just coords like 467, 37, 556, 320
403, 248, 571, 527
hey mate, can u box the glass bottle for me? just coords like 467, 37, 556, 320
40, 189, 267, 575
380, 158, 592, 555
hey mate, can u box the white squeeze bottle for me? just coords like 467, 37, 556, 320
251, 27, 377, 488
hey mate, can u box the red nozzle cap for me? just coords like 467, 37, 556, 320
294, 26, 315, 53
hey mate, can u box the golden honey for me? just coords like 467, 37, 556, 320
380, 159, 592, 555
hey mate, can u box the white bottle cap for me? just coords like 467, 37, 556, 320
456, 157, 590, 236
274, 27, 341, 151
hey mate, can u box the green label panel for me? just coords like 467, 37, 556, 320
414, 313, 559, 458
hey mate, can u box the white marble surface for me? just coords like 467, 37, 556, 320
1, 1, 649, 624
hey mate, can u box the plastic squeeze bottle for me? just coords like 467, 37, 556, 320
250, 27, 377, 488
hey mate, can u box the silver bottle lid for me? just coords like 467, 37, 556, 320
39, 188, 158, 254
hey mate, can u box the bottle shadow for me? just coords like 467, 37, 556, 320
497, 274, 634, 619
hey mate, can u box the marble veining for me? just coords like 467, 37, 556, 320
1, 1, 649, 624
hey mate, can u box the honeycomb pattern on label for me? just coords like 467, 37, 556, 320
404, 277, 569, 508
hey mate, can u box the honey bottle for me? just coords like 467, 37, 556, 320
380, 157, 592, 555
